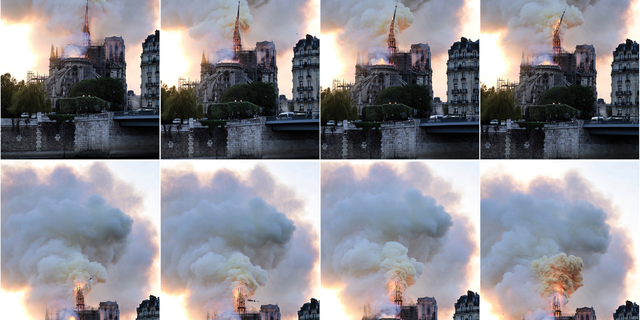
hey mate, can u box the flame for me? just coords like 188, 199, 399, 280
540, 60, 552, 65
376, 58, 388, 65
320, 287, 349, 320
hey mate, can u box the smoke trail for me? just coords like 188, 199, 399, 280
481, 170, 633, 320
162, 165, 317, 320
322, 162, 475, 318
1, 163, 157, 320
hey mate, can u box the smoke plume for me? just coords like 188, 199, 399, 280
161, 164, 318, 320
322, 162, 476, 318
481, 170, 634, 320
1, 162, 158, 320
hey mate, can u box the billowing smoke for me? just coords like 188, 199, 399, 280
1, 163, 158, 320
322, 162, 476, 319
162, 165, 318, 320
1, 0, 159, 94
529, 253, 584, 305
481, 170, 634, 320
62, 44, 87, 58
481, 0, 637, 100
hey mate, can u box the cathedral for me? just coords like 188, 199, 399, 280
43, 0, 127, 110
196, 2, 278, 111
350, 4, 433, 114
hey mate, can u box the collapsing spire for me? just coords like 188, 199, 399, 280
233, 1, 242, 54
82, 0, 91, 48
50, 44, 56, 59
388, 1, 398, 55
201, 50, 207, 64
552, 6, 566, 56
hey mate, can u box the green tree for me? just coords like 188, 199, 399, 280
1, 73, 25, 118
539, 85, 595, 119
9, 82, 51, 116
161, 88, 202, 122
375, 84, 431, 117
69, 77, 126, 110
161, 82, 177, 112
481, 86, 521, 123
321, 88, 358, 123
220, 82, 278, 115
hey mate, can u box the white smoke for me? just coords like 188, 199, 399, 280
62, 44, 87, 58
481, 171, 633, 320
162, 165, 317, 320
1, 163, 157, 320
322, 162, 475, 318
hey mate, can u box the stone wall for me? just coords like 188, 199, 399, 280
1, 113, 158, 158
160, 117, 319, 159
481, 121, 639, 159
321, 120, 479, 159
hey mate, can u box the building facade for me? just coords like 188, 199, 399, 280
43, 1, 127, 110
418, 297, 438, 320
610, 39, 639, 118
349, 5, 433, 115
453, 291, 479, 320
298, 298, 319, 320
135, 295, 159, 320
292, 34, 320, 113
614, 301, 639, 320
140, 30, 160, 111
196, 2, 278, 110
98, 301, 119, 320
446, 38, 479, 116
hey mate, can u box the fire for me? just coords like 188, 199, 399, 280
480, 298, 501, 320
376, 58, 388, 65
540, 60, 552, 65
320, 287, 349, 320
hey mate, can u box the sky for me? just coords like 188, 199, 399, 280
0, 161, 160, 320
321, 161, 480, 320
480, 161, 640, 320
480, 0, 640, 104
160, 0, 320, 100
160, 161, 320, 320
320, 0, 480, 101
0, 0, 160, 96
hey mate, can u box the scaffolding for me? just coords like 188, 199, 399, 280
27, 71, 48, 84
178, 77, 199, 90
496, 77, 518, 92
332, 78, 353, 92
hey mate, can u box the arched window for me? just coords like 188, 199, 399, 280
462, 62, 466, 68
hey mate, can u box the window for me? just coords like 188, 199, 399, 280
455, 52, 458, 59
307, 80, 311, 87
299, 70, 303, 77
307, 69, 311, 76
299, 60, 303, 67
307, 59, 311, 65
619, 64, 622, 71
299, 81, 303, 88
462, 62, 466, 68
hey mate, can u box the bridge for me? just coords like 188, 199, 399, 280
112, 111, 159, 127
582, 119, 638, 136
265, 115, 319, 131
419, 117, 479, 133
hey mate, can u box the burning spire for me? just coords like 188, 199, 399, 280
75, 284, 85, 312
553, 294, 562, 318
82, 0, 91, 48
388, 1, 398, 55
235, 288, 246, 314
393, 280, 403, 307
552, 6, 566, 56
233, 1, 242, 54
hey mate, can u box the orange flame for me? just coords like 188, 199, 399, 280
376, 58, 388, 65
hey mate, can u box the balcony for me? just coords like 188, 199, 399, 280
452, 89, 459, 94
461, 77, 466, 81
306, 86, 313, 91
473, 89, 479, 93
461, 89, 468, 93
297, 87, 305, 91
616, 91, 624, 95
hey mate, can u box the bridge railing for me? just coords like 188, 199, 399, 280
420, 116, 479, 124
584, 118, 638, 125
113, 110, 159, 117
266, 114, 319, 121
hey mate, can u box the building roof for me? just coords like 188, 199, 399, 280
614, 39, 639, 54
449, 37, 479, 53
455, 291, 479, 307
295, 34, 319, 49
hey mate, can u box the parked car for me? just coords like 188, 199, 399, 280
172, 118, 181, 124
429, 115, 443, 122
278, 112, 294, 118
490, 119, 499, 125
591, 116, 604, 122
326, 120, 336, 126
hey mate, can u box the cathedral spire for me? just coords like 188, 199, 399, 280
82, 0, 91, 47
233, 1, 242, 54
387, 1, 398, 55
50, 44, 56, 59
201, 50, 207, 64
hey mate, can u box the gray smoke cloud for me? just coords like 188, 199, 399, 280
1, 162, 158, 320
160, 0, 315, 97
320, 0, 470, 99
0, 0, 159, 94
161, 165, 318, 320
481, 0, 637, 101
321, 162, 476, 318
481, 170, 634, 319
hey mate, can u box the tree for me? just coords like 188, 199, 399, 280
161, 82, 177, 112
321, 88, 358, 122
8, 82, 51, 116
161, 88, 202, 122
1, 73, 25, 117
481, 86, 521, 123
220, 82, 278, 115
69, 77, 126, 110
375, 84, 431, 117
539, 85, 596, 119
